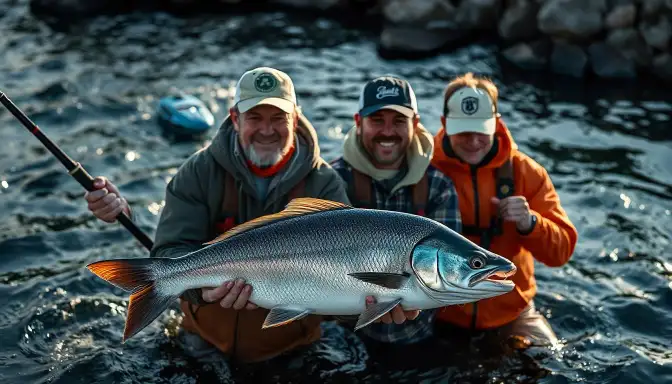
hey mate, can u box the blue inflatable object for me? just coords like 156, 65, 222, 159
157, 93, 215, 136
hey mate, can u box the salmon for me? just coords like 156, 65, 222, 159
87, 198, 516, 342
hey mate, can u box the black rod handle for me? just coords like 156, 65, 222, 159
0, 91, 154, 251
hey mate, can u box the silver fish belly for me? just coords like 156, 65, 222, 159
86, 198, 516, 341
167, 209, 441, 314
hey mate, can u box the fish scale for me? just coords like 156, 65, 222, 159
171, 208, 449, 312
87, 198, 516, 341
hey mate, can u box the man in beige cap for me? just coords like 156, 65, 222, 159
84, 66, 350, 363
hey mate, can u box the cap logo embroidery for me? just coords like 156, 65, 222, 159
376, 86, 400, 99
461, 96, 479, 115
255, 73, 278, 93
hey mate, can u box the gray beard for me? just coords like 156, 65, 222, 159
244, 144, 285, 167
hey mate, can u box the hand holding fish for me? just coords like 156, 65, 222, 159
491, 196, 533, 232
85, 176, 131, 223
86, 198, 516, 342
366, 296, 419, 324
202, 279, 258, 310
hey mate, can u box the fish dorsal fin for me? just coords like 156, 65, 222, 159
203, 198, 352, 245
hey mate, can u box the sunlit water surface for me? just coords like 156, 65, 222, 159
1, 2, 671, 383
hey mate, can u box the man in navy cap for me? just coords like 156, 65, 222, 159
330, 76, 462, 353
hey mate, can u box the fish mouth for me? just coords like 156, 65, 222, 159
468, 264, 516, 289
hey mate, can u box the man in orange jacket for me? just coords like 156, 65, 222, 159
430, 73, 578, 351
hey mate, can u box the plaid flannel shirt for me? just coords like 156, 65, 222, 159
330, 158, 462, 344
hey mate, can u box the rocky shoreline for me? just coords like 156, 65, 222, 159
30, 0, 672, 83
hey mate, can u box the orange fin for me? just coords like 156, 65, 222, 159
87, 258, 163, 292
123, 283, 178, 342
204, 197, 352, 245
86, 257, 178, 342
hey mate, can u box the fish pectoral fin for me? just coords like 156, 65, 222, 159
348, 272, 410, 289
354, 298, 402, 331
262, 307, 314, 329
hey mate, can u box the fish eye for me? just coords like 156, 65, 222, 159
469, 253, 486, 269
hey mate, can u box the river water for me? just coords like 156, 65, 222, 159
1, 2, 671, 383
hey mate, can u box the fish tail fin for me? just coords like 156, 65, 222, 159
86, 258, 178, 342
87, 258, 163, 292
121, 281, 178, 342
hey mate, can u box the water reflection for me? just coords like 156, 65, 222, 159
1, 0, 672, 382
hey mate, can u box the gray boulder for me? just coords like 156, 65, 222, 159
606, 28, 653, 67
639, 16, 671, 50
270, 0, 344, 10
501, 40, 550, 70
588, 42, 637, 78
652, 53, 672, 81
456, 0, 503, 30
551, 41, 588, 78
641, 0, 666, 18
538, 0, 606, 40
498, 0, 540, 41
382, 0, 456, 26
604, 4, 637, 29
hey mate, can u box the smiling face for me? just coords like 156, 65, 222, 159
355, 109, 417, 169
231, 104, 297, 167
440, 73, 500, 165
441, 117, 495, 165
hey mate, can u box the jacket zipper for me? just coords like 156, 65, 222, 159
470, 166, 479, 332
471, 166, 480, 228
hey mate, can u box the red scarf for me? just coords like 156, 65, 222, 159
246, 144, 296, 178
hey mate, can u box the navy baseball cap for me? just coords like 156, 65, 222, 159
357, 76, 418, 118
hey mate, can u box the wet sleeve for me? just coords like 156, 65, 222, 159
150, 158, 211, 304
519, 166, 578, 267
426, 176, 462, 233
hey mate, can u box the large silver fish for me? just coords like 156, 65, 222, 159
87, 198, 516, 342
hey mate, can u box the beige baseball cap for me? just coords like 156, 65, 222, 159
444, 86, 497, 135
233, 67, 297, 114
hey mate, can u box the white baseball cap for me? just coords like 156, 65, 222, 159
233, 67, 297, 114
444, 86, 497, 135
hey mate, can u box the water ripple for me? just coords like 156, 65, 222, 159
1, 0, 672, 382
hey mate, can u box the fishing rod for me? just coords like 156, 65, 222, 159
0, 91, 155, 251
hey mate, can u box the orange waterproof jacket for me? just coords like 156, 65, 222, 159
431, 119, 578, 330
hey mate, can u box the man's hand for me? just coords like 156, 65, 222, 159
85, 176, 131, 223
491, 196, 533, 232
202, 279, 258, 310
366, 296, 419, 324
